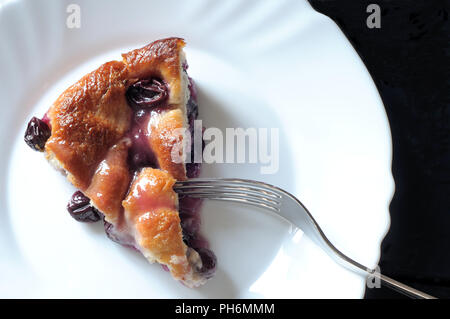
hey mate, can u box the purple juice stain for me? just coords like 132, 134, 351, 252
41, 113, 51, 128
186, 78, 204, 178
161, 264, 170, 272
179, 194, 216, 277
179, 197, 203, 216
104, 219, 137, 251
179, 78, 217, 277
180, 214, 201, 237
126, 109, 158, 171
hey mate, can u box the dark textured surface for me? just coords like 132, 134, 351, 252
309, 0, 450, 298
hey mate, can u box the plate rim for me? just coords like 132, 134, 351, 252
0, 0, 394, 298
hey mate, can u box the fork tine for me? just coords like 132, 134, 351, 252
176, 189, 281, 207
175, 179, 282, 199
180, 192, 280, 213
174, 178, 283, 211
175, 186, 280, 204
175, 179, 436, 299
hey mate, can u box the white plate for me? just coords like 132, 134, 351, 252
0, 0, 393, 298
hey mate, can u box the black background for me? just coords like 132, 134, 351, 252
308, 0, 449, 298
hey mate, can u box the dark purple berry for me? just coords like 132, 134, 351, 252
67, 191, 101, 222
126, 78, 168, 109
196, 248, 217, 278
24, 117, 51, 151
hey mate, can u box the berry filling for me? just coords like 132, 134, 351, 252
196, 247, 217, 278
67, 191, 102, 222
178, 195, 216, 276
126, 78, 168, 109
127, 110, 158, 171
186, 77, 204, 178
24, 117, 51, 152
26, 71, 216, 280
107, 75, 215, 276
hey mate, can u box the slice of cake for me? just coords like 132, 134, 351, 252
24, 38, 216, 287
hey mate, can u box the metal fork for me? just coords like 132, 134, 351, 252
174, 178, 435, 299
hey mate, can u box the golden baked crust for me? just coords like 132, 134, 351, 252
85, 138, 131, 225
45, 37, 187, 190
45, 61, 131, 190
123, 168, 193, 281
123, 38, 187, 107
42, 38, 206, 287
147, 109, 187, 181
123, 168, 205, 285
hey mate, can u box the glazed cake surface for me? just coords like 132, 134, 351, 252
29, 38, 215, 287
45, 38, 188, 189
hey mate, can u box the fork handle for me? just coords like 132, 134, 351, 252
306, 227, 436, 299
328, 250, 436, 298
374, 272, 436, 299
302, 221, 437, 299
320, 242, 436, 299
